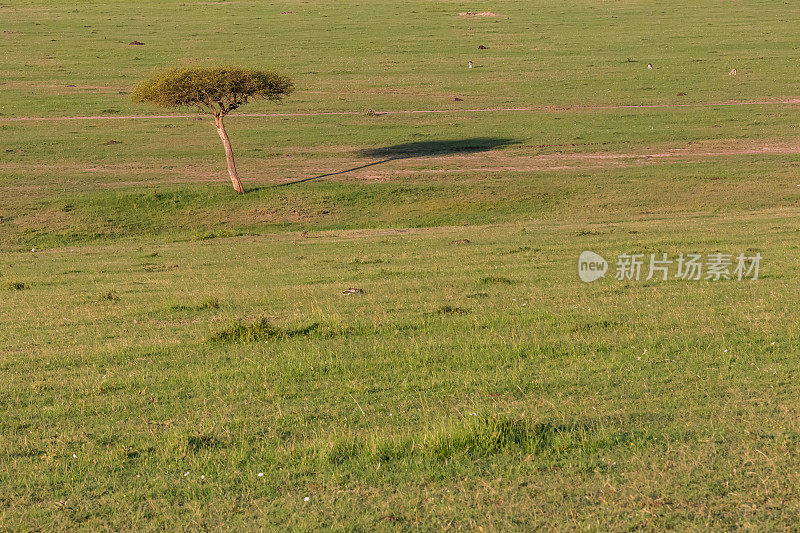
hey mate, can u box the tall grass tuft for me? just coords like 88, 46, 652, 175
207, 318, 321, 343
208, 318, 287, 343
322, 415, 625, 465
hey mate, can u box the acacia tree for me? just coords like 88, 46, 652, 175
132, 66, 293, 193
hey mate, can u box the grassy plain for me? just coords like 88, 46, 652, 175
1, 0, 800, 530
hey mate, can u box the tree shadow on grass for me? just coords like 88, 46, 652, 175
275, 137, 518, 187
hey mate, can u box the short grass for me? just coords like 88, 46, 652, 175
1, 0, 800, 530
1, 0, 798, 116
4, 215, 800, 529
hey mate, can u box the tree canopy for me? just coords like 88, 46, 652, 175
131, 66, 294, 193
132, 66, 294, 116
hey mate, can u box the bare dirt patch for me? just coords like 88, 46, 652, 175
2, 139, 796, 192
77, 138, 797, 187
0, 81, 127, 96
459, 12, 497, 17
557, 139, 800, 160
3, 98, 800, 123
354, 173, 391, 182
12, 209, 76, 232
269, 138, 800, 183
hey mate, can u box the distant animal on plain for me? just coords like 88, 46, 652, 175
647, 63, 652, 70
468, 61, 473, 68
729, 68, 737, 76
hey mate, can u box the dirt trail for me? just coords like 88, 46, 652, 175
345, 139, 800, 177
1, 99, 799, 122
2, 139, 796, 187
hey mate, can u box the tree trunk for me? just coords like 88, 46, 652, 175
214, 114, 244, 193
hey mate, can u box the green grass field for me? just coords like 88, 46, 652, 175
2, 0, 800, 529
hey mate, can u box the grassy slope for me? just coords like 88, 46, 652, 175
2, 106, 799, 251
1, 0, 800, 529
